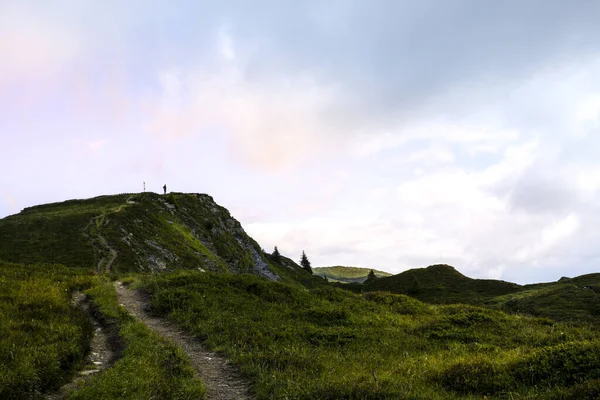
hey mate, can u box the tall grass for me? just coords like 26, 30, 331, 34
0, 261, 96, 398
141, 270, 600, 399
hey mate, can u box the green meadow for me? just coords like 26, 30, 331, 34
139, 270, 600, 399
0, 261, 204, 399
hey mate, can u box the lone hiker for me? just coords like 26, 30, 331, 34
163, 184, 167, 195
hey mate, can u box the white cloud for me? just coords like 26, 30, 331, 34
144, 64, 343, 170
0, 5, 80, 85
515, 214, 580, 263
217, 26, 236, 61
88, 139, 108, 151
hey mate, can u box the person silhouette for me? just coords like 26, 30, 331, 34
163, 184, 167, 195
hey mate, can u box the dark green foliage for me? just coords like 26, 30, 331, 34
437, 341, 600, 395
363, 291, 429, 315
490, 279, 600, 324
300, 250, 313, 274
0, 261, 96, 398
437, 358, 509, 394
511, 341, 600, 387
272, 246, 281, 264
549, 378, 600, 400
364, 269, 377, 284
365, 264, 522, 304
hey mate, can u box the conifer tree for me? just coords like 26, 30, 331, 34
365, 269, 377, 283
300, 251, 313, 274
272, 246, 281, 264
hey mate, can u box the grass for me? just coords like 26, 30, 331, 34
0, 260, 205, 399
0, 260, 96, 398
69, 279, 206, 399
363, 264, 522, 304
487, 279, 600, 324
5, 192, 600, 399
0, 192, 286, 277
140, 270, 600, 399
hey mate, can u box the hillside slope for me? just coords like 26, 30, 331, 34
0, 192, 307, 280
313, 266, 392, 283
487, 273, 600, 323
362, 264, 600, 323
365, 264, 522, 304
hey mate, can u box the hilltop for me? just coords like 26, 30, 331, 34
313, 266, 392, 283
363, 264, 521, 304
0, 192, 318, 284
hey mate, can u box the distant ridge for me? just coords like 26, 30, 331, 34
313, 266, 392, 283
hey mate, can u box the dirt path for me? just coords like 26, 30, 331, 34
114, 281, 251, 400
96, 232, 118, 273
45, 292, 121, 399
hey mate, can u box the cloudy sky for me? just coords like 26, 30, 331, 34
2, 1, 600, 283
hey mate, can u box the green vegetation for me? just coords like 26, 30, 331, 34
69, 280, 206, 400
487, 274, 600, 324
0, 260, 95, 398
361, 265, 600, 324
4, 193, 600, 399
363, 264, 522, 304
300, 251, 313, 274
0, 195, 130, 267
0, 193, 278, 276
140, 270, 600, 399
314, 266, 392, 283
271, 246, 281, 264
0, 261, 205, 399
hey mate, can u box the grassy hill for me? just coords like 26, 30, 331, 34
364, 264, 522, 304
0, 192, 318, 283
361, 264, 600, 324
138, 269, 600, 399
3, 193, 600, 398
486, 273, 600, 323
313, 266, 392, 283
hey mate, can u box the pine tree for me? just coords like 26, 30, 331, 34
272, 246, 281, 264
300, 251, 313, 274
364, 269, 377, 284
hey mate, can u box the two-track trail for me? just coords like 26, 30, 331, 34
44, 292, 121, 400
114, 281, 252, 400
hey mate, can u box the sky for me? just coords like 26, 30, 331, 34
2, 1, 600, 284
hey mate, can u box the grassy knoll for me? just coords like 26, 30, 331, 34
364, 264, 522, 304
140, 270, 600, 399
0, 193, 285, 277
313, 266, 392, 283
486, 277, 600, 324
69, 279, 206, 399
0, 260, 96, 398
